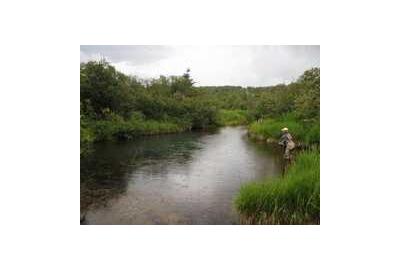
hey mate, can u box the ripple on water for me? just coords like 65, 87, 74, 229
80, 127, 281, 225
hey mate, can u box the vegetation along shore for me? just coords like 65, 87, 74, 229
80, 60, 320, 224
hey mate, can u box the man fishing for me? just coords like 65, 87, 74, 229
279, 127, 295, 162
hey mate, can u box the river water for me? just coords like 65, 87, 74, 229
80, 126, 281, 224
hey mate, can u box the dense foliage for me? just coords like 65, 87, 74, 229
216, 109, 249, 126
246, 68, 320, 145
80, 60, 319, 155
80, 61, 219, 155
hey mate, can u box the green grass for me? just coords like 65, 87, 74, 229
83, 112, 190, 142
80, 113, 192, 153
216, 109, 249, 126
248, 114, 319, 145
235, 149, 320, 224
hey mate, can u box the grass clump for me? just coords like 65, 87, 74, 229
216, 109, 249, 126
248, 114, 319, 145
235, 149, 320, 224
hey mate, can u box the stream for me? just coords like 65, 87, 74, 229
80, 126, 281, 224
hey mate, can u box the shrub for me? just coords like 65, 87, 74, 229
80, 119, 95, 156
89, 117, 188, 142
216, 109, 249, 126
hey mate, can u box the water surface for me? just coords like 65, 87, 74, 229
81, 127, 281, 224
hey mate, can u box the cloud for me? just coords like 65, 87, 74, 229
80, 45, 174, 65
80, 45, 319, 86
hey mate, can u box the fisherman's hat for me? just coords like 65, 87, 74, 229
281, 127, 289, 132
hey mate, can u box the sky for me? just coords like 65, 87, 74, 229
80, 45, 320, 87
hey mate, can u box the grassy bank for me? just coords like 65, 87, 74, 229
235, 149, 320, 224
216, 109, 249, 126
83, 117, 189, 142
248, 114, 319, 146
81, 109, 251, 156
90, 118, 188, 141
80, 113, 192, 157
80, 120, 187, 157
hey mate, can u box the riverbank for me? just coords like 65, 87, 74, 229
80, 117, 190, 156
235, 149, 320, 224
248, 114, 319, 146
80, 109, 249, 157
235, 113, 320, 225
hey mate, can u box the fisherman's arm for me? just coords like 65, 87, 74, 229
278, 134, 288, 145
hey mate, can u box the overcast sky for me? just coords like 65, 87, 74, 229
80, 45, 319, 87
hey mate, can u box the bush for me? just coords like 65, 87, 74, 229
216, 109, 249, 126
89, 117, 188, 141
235, 150, 320, 224
80, 60, 137, 119
80, 119, 95, 156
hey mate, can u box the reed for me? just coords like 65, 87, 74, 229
235, 149, 320, 225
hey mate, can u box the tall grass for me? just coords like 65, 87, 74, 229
235, 149, 320, 224
248, 114, 319, 145
216, 109, 249, 126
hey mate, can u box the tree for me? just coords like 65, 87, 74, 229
294, 68, 320, 119
80, 60, 136, 119
171, 68, 194, 94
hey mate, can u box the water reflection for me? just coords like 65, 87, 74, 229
80, 127, 281, 224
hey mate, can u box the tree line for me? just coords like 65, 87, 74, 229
80, 60, 319, 154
